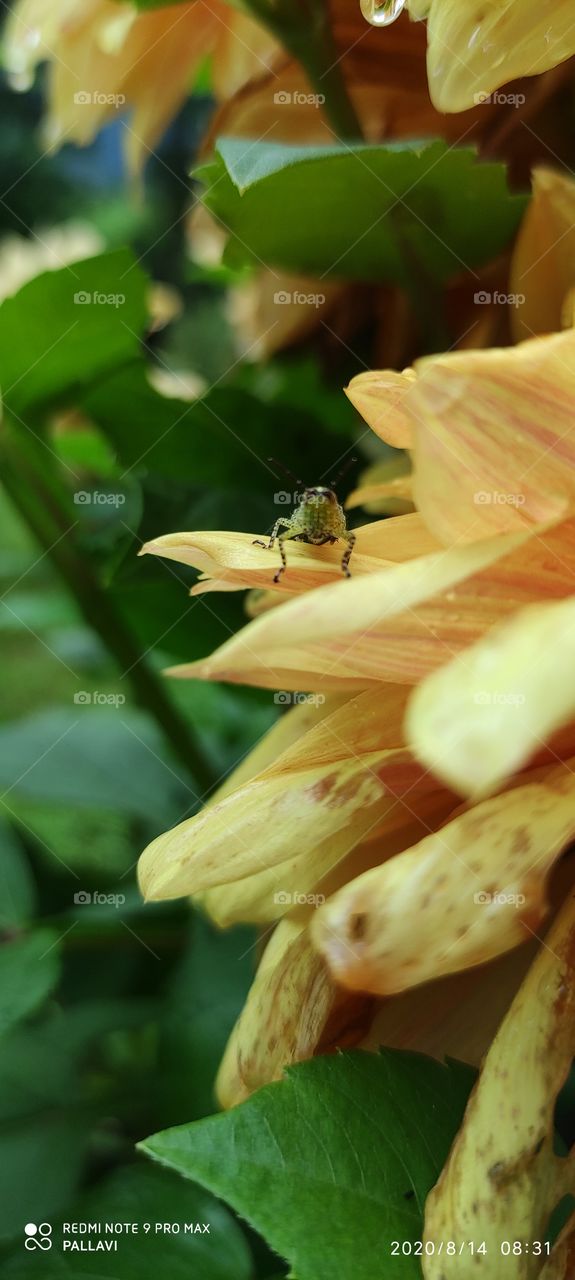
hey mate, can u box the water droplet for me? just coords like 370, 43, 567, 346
360, 0, 406, 28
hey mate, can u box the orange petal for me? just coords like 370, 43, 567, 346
345, 369, 417, 448
140, 513, 440, 597
168, 524, 560, 690
312, 762, 575, 995
409, 329, 575, 544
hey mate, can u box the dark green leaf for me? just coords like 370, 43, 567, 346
199, 139, 526, 284
141, 1049, 475, 1280
0, 250, 148, 415
0, 819, 36, 928
0, 709, 192, 823
0, 930, 60, 1036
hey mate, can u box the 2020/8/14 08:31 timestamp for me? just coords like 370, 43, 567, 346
389, 1240, 552, 1257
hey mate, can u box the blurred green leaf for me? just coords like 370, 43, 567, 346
0, 1111, 90, 1242
0, 250, 148, 415
0, 820, 36, 928
83, 364, 347, 490
142, 1049, 476, 1280
0, 709, 192, 823
0, 930, 60, 1036
159, 913, 256, 1123
2, 1164, 255, 1277
199, 139, 527, 284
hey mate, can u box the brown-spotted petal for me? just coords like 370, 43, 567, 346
312, 763, 575, 995
422, 882, 575, 1276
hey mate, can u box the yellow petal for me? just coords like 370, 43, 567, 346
312, 763, 575, 994
345, 456, 413, 515
138, 684, 450, 904
345, 369, 417, 447
510, 167, 575, 343
202, 787, 455, 927
422, 886, 575, 1277
216, 917, 373, 1108
140, 514, 440, 597
408, 587, 575, 797
409, 329, 575, 543
419, 0, 575, 113
168, 525, 550, 691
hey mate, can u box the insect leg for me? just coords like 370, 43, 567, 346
341, 531, 356, 578
253, 518, 290, 550
273, 533, 288, 583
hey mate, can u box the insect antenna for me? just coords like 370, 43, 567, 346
267, 457, 304, 487
330, 455, 357, 489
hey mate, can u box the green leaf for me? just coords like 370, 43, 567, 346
199, 139, 526, 284
0, 1110, 90, 1242
159, 913, 256, 1123
0, 930, 60, 1036
82, 363, 346, 489
0, 709, 191, 823
0, 249, 148, 415
141, 1049, 475, 1280
2, 1164, 255, 1278
0, 819, 36, 928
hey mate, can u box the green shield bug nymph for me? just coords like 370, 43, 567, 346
254, 458, 356, 584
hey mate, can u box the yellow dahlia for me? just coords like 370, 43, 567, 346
4, 0, 278, 170
136, 166, 575, 1133
402, 0, 575, 113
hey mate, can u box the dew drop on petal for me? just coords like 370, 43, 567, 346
360, 0, 406, 28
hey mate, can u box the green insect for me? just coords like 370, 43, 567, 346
254, 459, 356, 584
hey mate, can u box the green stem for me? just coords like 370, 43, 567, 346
245, 0, 364, 140
1, 426, 216, 795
